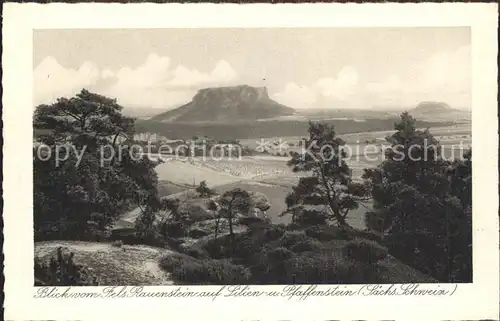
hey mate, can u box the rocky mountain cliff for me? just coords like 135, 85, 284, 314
151, 85, 295, 122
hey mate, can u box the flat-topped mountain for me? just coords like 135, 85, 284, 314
151, 85, 295, 122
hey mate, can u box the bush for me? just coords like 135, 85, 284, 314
34, 247, 99, 286
290, 239, 323, 253
283, 252, 345, 284
161, 220, 186, 238
295, 209, 328, 226
188, 227, 210, 239
196, 180, 215, 198
265, 247, 295, 262
160, 253, 192, 270
179, 203, 214, 222
162, 255, 252, 285
279, 231, 309, 248
342, 238, 388, 264
238, 216, 268, 227
305, 225, 353, 241
350, 228, 383, 242
184, 246, 210, 259
112, 240, 123, 248
263, 225, 286, 241
229, 223, 285, 260
282, 252, 374, 284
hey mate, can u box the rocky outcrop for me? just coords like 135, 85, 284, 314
151, 85, 295, 122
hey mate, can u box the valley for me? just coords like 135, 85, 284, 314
33, 86, 472, 287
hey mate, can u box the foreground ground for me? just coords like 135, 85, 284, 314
35, 241, 174, 285
34, 238, 436, 285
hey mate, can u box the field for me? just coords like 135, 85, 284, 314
135, 117, 456, 140
154, 159, 241, 187
133, 124, 470, 230
148, 154, 374, 229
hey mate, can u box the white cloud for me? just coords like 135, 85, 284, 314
315, 66, 359, 101
272, 82, 317, 109
33, 54, 239, 109
365, 45, 471, 108
101, 68, 114, 79
273, 66, 360, 109
273, 46, 471, 110
105, 55, 238, 108
210, 60, 238, 83
417, 45, 471, 107
34, 57, 101, 105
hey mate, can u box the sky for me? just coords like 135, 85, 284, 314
33, 28, 471, 110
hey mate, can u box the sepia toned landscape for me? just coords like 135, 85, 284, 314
33, 28, 472, 286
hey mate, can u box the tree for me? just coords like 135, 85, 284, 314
363, 112, 472, 282
217, 188, 253, 250
196, 180, 215, 198
282, 122, 367, 227
33, 89, 160, 240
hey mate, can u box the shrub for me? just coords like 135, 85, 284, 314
159, 253, 195, 271
196, 180, 215, 198
282, 252, 371, 284
167, 257, 252, 285
263, 225, 286, 241
184, 246, 210, 259
188, 227, 210, 239
279, 231, 309, 248
248, 247, 295, 284
238, 216, 268, 227
179, 203, 214, 222
265, 247, 295, 262
350, 228, 383, 242
34, 247, 99, 286
290, 239, 323, 253
112, 240, 123, 248
161, 220, 186, 238
305, 225, 353, 241
295, 209, 328, 226
342, 238, 388, 264
229, 223, 285, 260
85, 226, 111, 242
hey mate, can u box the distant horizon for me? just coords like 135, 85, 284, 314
110, 85, 471, 113
35, 84, 471, 114
34, 28, 471, 111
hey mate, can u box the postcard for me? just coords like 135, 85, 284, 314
2, 3, 499, 320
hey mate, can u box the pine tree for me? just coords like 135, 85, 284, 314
363, 112, 472, 282
282, 122, 368, 227
34, 89, 160, 240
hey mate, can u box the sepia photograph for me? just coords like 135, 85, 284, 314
32, 27, 473, 286
2, 3, 498, 321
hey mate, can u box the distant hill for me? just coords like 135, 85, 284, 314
150, 85, 295, 122
412, 101, 453, 113
409, 101, 470, 121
